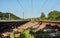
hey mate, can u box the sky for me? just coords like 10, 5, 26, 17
0, 0, 60, 18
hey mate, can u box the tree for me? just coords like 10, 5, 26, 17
48, 10, 60, 20
40, 12, 46, 20
56, 13, 60, 20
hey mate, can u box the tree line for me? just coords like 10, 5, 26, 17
0, 10, 60, 21
40, 10, 60, 20
0, 12, 21, 20
26, 10, 60, 21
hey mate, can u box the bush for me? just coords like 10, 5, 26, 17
10, 32, 15, 38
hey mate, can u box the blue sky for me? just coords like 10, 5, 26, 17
0, 0, 60, 18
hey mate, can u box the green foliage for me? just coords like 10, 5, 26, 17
10, 32, 15, 38
40, 12, 46, 20
40, 12, 45, 18
20, 29, 52, 38
25, 10, 60, 20
10, 29, 59, 38
48, 10, 60, 20
20, 29, 34, 38
20, 33, 25, 38
34, 30, 44, 38
0, 12, 21, 20
23, 29, 30, 38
